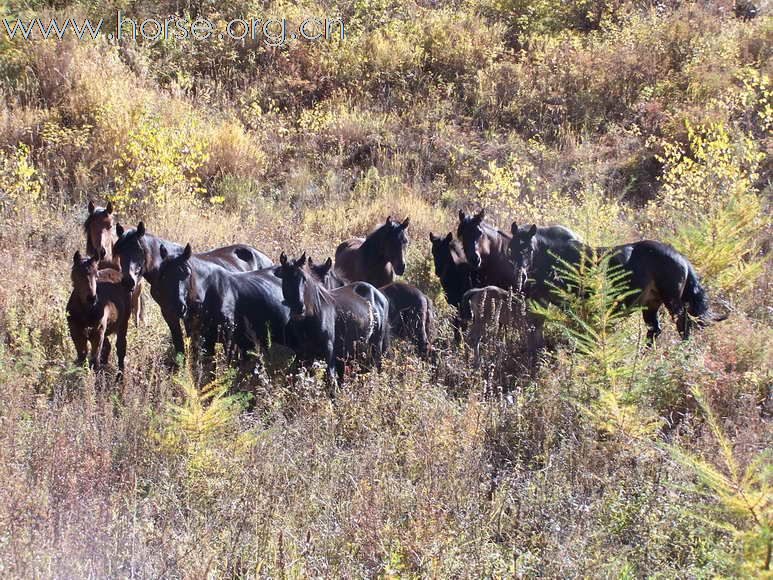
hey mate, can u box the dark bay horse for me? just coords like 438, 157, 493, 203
310, 256, 434, 357
429, 232, 480, 310
112, 221, 272, 355
509, 224, 727, 342
66, 251, 131, 374
275, 253, 390, 386
156, 243, 289, 359
457, 210, 579, 291
334, 216, 410, 287
84, 201, 144, 325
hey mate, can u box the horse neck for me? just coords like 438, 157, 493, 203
533, 235, 583, 272
482, 223, 509, 256
144, 235, 184, 284
186, 258, 205, 304
304, 273, 332, 318
360, 229, 387, 265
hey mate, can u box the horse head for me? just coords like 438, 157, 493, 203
456, 210, 486, 268
113, 221, 146, 291
275, 252, 309, 318
157, 242, 193, 319
84, 200, 115, 263
71, 250, 100, 307
509, 223, 538, 292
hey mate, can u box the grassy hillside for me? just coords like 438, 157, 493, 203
0, 0, 770, 576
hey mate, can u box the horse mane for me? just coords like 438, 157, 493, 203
302, 267, 334, 317
185, 259, 198, 304
360, 222, 388, 262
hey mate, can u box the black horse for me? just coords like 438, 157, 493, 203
275, 253, 390, 386
156, 243, 289, 359
334, 216, 410, 287
509, 223, 726, 342
112, 221, 272, 355
310, 256, 435, 358
457, 210, 579, 290
429, 232, 481, 310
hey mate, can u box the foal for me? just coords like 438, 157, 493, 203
84, 200, 145, 325
66, 251, 131, 373
275, 253, 390, 386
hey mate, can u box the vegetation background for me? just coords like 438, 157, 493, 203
0, 0, 770, 576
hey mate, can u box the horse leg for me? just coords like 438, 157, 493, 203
161, 308, 185, 358
116, 316, 129, 376
665, 299, 690, 341
643, 307, 662, 345
131, 284, 144, 327
525, 314, 545, 365
100, 337, 112, 366
326, 341, 339, 397
69, 321, 88, 365
88, 320, 106, 369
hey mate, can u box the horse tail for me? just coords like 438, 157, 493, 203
683, 264, 727, 324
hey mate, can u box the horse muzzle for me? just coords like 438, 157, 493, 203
394, 262, 406, 276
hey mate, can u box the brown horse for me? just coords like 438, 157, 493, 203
84, 200, 145, 326
460, 286, 525, 366
456, 210, 579, 291
334, 216, 410, 287
310, 256, 434, 357
66, 251, 131, 374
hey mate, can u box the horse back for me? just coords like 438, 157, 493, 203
333, 238, 365, 281
332, 284, 381, 338
198, 244, 272, 272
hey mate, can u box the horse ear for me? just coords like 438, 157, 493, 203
105, 201, 113, 215
429, 232, 438, 242
474, 209, 485, 223
458, 210, 465, 222
87, 200, 95, 215
298, 252, 307, 267
182, 243, 192, 260
279, 252, 287, 266
528, 224, 537, 237
445, 232, 453, 242
136, 221, 145, 237
511, 222, 519, 235
400, 217, 410, 230
159, 244, 168, 260
324, 257, 332, 269
385, 215, 392, 225
116, 223, 124, 237
73, 251, 82, 265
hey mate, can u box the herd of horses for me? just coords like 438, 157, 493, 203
67, 202, 724, 386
